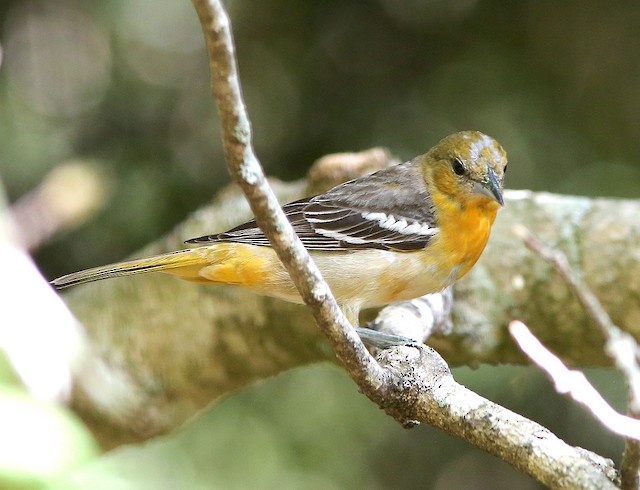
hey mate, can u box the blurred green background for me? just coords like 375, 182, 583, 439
1, 0, 638, 488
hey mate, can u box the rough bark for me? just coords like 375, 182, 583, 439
47, 2, 639, 486
62, 182, 640, 448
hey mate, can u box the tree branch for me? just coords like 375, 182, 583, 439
377, 344, 620, 489
185, 1, 621, 487
40, 2, 638, 486
0, 183, 86, 403
515, 226, 640, 489
58, 158, 640, 472
510, 320, 640, 440
514, 225, 640, 406
191, 0, 387, 401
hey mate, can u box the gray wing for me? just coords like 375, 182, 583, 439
186, 161, 438, 251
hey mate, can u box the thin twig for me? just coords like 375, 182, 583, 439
379, 344, 619, 489
191, 0, 388, 396
514, 224, 640, 404
510, 321, 640, 440
11, 161, 108, 251
190, 3, 621, 486
515, 224, 640, 488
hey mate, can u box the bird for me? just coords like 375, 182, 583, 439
51, 130, 507, 338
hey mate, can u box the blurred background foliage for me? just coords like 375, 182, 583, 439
0, 0, 638, 488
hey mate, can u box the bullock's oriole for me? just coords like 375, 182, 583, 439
51, 131, 507, 332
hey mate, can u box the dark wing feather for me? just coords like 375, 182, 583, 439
186, 160, 438, 251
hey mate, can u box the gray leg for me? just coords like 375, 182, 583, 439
354, 326, 417, 349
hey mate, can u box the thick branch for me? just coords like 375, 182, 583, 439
62, 173, 640, 448
377, 345, 619, 489
49, 2, 639, 485
515, 225, 640, 406
52, 2, 612, 486
516, 226, 640, 489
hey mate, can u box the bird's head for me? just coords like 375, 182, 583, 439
422, 130, 507, 210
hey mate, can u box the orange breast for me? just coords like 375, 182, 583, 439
435, 199, 498, 281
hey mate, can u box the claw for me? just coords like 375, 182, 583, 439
354, 326, 417, 349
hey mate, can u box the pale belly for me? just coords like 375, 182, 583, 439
195, 220, 491, 311
238, 245, 463, 310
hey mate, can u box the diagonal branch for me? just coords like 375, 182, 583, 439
514, 225, 640, 405
383, 344, 620, 489
189, 1, 621, 487
515, 225, 640, 489
191, 0, 387, 396
510, 320, 640, 440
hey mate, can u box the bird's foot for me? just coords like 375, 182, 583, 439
354, 326, 418, 349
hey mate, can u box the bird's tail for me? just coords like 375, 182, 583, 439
50, 248, 210, 289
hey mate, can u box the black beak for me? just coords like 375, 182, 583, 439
473, 168, 504, 206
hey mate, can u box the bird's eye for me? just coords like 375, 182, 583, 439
452, 158, 465, 176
